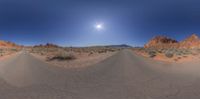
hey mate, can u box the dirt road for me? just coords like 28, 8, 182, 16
0, 50, 200, 99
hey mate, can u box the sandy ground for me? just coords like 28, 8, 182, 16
31, 52, 117, 69
134, 49, 200, 63
0, 50, 20, 61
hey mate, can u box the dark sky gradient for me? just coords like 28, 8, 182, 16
0, 0, 200, 46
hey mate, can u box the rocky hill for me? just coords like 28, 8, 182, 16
144, 36, 178, 49
144, 34, 200, 49
179, 34, 200, 49
0, 40, 20, 48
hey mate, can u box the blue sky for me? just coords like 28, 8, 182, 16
0, 0, 200, 46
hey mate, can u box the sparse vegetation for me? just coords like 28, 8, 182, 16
0, 48, 21, 57
31, 46, 121, 56
30, 46, 120, 63
147, 50, 157, 58
48, 51, 76, 61
30, 45, 119, 69
165, 52, 174, 58
133, 47, 200, 63
0, 49, 3, 56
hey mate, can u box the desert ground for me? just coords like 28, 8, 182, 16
0, 47, 21, 60
0, 47, 200, 99
133, 48, 200, 62
135, 34, 200, 63
29, 46, 120, 69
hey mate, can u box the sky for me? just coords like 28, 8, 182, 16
0, 0, 200, 46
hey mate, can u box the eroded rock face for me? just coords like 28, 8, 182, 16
144, 36, 178, 49
0, 40, 20, 48
144, 34, 200, 49
179, 34, 200, 49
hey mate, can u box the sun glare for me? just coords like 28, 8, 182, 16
95, 23, 103, 30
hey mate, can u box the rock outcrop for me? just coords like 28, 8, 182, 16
144, 36, 178, 49
179, 34, 200, 49
0, 40, 20, 48
144, 34, 200, 49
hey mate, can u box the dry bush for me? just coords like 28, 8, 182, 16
165, 52, 174, 58
47, 50, 76, 61
31, 47, 61, 55
0, 48, 21, 56
148, 50, 157, 58
63, 47, 120, 54
0, 49, 3, 56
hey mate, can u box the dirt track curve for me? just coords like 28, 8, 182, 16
0, 50, 200, 99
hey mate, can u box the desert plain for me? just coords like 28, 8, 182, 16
0, 35, 200, 99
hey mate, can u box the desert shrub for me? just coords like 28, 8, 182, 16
48, 51, 76, 61
181, 49, 192, 55
197, 49, 200, 53
0, 53, 2, 56
0, 49, 3, 53
157, 49, 163, 53
175, 51, 183, 56
88, 52, 93, 56
177, 57, 181, 59
11, 48, 17, 52
165, 52, 174, 58
148, 50, 157, 58
107, 49, 116, 52
40, 52, 45, 55
98, 50, 106, 53
0, 49, 4, 56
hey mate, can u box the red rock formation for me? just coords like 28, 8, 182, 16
144, 36, 178, 48
179, 34, 200, 49
144, 34, 200, 49
0, 40, 20, 48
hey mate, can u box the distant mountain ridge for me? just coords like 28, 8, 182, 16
33, 43, 60, 48
75, 44, 132, 48
144, 34, 200, 49
105, 44, 132, 48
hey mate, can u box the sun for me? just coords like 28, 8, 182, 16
96, 24, 102, 29
95, 23, 103, 30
